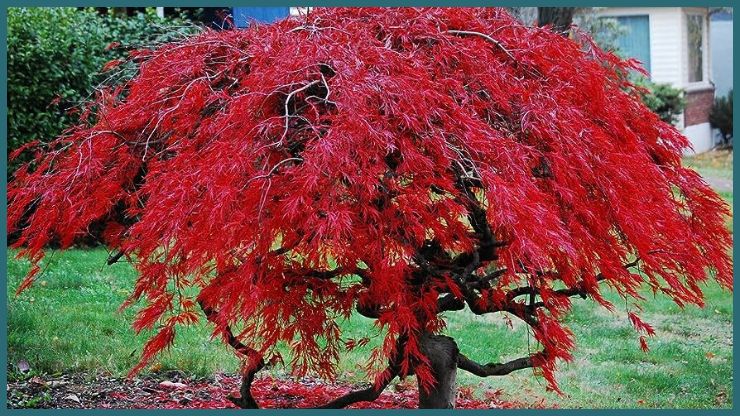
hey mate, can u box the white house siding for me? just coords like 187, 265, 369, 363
709, 13, 732, 147
650, 8, 685, 86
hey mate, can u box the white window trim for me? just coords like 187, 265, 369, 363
684, 10, 712, 90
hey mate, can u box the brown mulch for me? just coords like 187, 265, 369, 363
7, 371, 537, 409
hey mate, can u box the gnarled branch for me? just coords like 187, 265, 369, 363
457, 353, 534, 377
318, 337, 407, 408
445, 30, 516, 62
317, 368, 397, 408
197, 299, 264, 409
106, 250, 125, 265
437, 293, 466, 312
507, 259, 642, 302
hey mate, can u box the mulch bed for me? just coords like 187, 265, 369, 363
7, 371, 538, 409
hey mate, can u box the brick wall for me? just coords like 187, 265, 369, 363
684, 87, 715, 126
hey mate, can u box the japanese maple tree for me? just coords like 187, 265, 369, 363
8, 7, 733, 409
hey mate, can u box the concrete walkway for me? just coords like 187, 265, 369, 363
704, 176, 733, 193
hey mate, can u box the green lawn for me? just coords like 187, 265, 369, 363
7, 251, 733, 408
683, 150, 734, 180
6, 159, 733, 409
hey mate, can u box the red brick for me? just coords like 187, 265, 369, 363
684, 87, 715, 126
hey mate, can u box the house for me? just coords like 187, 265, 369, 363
710, 10, 733, 97
597, 7, 718, 153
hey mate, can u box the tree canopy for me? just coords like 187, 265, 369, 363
8, 7, 732, 407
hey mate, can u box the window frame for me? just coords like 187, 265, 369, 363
684, 10, 711, 89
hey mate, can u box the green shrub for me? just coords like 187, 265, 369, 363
633, 78, 686, 125
8, 8, 105, 156
7, 7, 198, 174
709, 89, 733, 148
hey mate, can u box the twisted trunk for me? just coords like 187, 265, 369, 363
537, 7, 575, 33
417, 333, 459, 409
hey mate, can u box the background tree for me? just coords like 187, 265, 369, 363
537, 7, 576, 33
510, 7, 627, 52
7, 7, 196, 176
8, 8, 732, 409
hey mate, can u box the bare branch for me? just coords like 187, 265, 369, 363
437, 293, 465, 312
228, 367, 262, 409
317, 369, 397, 408
318, 337, 406, 408
273, 80, 320, 148
445, 30, 516, 61
508, 258, 641, 302
197, 299, 264, 409
106, 250, 125, 265
457, 353, 535, 377
356, 302, 381, 319
466, 268, 507, 289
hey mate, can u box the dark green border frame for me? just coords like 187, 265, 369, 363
0, 1, 735, 414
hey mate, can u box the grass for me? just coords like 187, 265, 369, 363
6, 155, 733, 409
719, 191, 734, 233
683, 149, 733, 180
7, 250, 733, 408
7, 249, 237, 378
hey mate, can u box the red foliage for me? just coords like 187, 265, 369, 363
8, 7, 732, 394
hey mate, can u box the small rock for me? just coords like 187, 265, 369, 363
63, 393, 81, 403
16, 360, 30, 374
159, 381, 187, 389
29, 376, 46, 387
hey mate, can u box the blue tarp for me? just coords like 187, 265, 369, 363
232, 7, 290, 27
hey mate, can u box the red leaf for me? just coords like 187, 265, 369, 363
102, 58, 123, 72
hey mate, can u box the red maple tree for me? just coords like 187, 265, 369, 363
8, 8, 732, 409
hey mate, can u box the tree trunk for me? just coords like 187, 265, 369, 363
537, 7, 576, 33
416, 334, 459, 409
111, 7, 128, 18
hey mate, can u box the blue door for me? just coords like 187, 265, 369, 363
614, 15, 651, 74
232, 7, 290, 27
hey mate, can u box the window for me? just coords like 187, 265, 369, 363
686, 14, 704, 83
613, 15, 651, 74
232, 7, 290, 27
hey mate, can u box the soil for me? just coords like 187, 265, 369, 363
6, 371, 537, 409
